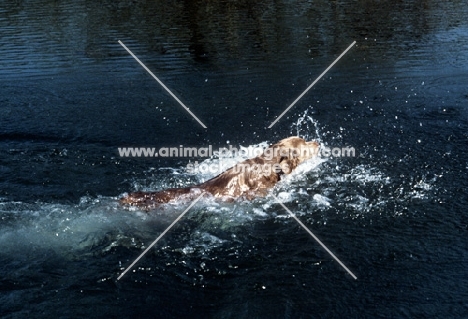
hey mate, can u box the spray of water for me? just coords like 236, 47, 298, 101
290, 108, 322, 142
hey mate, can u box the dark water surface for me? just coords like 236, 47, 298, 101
1, 0, 467, 318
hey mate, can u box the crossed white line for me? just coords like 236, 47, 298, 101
117, 40, 357, 281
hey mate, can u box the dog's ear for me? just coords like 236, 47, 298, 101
279, 157, 301, 174
278, 157, 290, 174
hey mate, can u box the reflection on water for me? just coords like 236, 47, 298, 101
1, 0, 467, 77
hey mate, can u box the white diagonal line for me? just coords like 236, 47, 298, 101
118, 40, 207, 129
272, 194, 357, 280
268, 41, 356, 128
117, 192, 206, 280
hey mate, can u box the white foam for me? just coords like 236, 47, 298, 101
313, 194, 332, 206
252, 208, 268, 217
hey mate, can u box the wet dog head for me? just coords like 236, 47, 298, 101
264, 137, 319, 174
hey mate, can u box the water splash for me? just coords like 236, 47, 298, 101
290, 108, 322, 142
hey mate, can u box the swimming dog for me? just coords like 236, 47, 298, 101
120, 137, 319, 209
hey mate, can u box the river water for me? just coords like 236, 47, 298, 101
1, 0, 467, 318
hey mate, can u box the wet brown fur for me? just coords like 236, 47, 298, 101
120, 137, 319, 209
